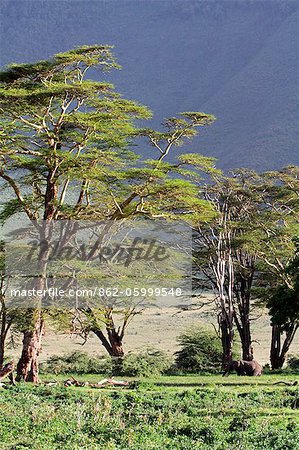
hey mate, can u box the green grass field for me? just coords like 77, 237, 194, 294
0, 374, 298, 450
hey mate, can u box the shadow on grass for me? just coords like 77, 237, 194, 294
194, 409, 298, 418
152, 382, 284, 387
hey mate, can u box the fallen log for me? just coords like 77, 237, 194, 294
97, 378, 129, 386
273, 380, 298, 386
63, 376, 129, 388
42, 381, 58, 387
63, 376, 88, 387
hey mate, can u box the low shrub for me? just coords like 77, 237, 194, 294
121, 348, 173, 377
40, 349, 173, 377
40, 351, 112, 375
175, 325, 223, 373
287, 354, 299, 372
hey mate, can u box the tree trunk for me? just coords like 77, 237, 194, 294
270, 323, 298, 369
107, 328, 124, 375
1, 279, 9, 367
92, 327, 124, 375
17, 221, 52, 382
0, 340, 4, 368
91, 320, 125, 375
107, 328, 125, 357
232, 254, 255, 361
240, 324, 253, 361
44, 171, 58, 221
16, 312, 44, 382
0, 304, 13, 368
219, 314, 234, 368
233, 312, 253, 361
92, 326, 124, 358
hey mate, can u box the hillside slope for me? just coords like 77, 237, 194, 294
0, 0, 298, 170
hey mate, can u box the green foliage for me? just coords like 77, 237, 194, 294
175, 326, 223, 373
267, 237, 299, 328
0, 377, 298, 449
0, 45, 219, 380
40, 348, 173, 377
0, 197, 27, 223
287, 355, 299, 372
121, 349, 173, 377
0, 45, 217, 225
40, 351, 112, 375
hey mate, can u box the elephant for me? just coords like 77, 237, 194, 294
223, 359, 263, 377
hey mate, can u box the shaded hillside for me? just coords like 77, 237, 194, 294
0, 0, 298, 170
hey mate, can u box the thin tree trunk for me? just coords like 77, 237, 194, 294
233, 312, 253, 361
0, 305, 13, 368
220, 317, 234, 367
214, 229, 235, 368
232, 251, 255, 361
0, 308, 6, 367
0, 276, 7, 367
240, 323, 253, 361
0, 340, 4, 368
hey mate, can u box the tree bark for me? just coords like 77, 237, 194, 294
232, 252, 255, 361
0, 307, 6, 367
92, 325, 124, 375
240, 325, 253, 361
92, 326, 124, 358
220, 315, 234, 367
270, 323, 298, 369
0, 361, 14, 383
0, 305, 13, 368
16, 222, 50, 382
16, 313, 44, 382
91, 310, 125, 375
0, 341, 4, 368
44, 170, 58, 221
233, 311, 253, 361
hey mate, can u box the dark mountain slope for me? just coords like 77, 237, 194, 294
0, 0, 297, 170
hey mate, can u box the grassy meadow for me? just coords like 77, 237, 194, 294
0, 373, 298, 450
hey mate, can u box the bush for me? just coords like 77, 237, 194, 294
287, 355, 299, 372
40, 351, 112, 375
121, 348, 173, 377
175, 325, 222, 373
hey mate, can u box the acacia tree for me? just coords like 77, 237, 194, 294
194, 178, 236, 367
67, 114, 219, 366
0, 46, 217, 381
253, 167, 299, 369
226, 170, 268, 362
0, 45, 142, 382
194, 167, 298, 366
267, 238, 299, 369
194, 172, 264, 364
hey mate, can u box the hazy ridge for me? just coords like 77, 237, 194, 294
0, 0, 298, 170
